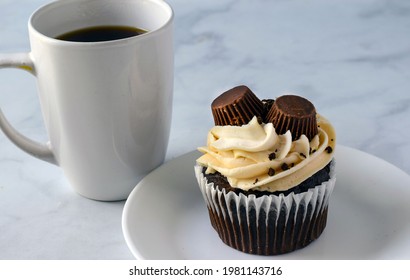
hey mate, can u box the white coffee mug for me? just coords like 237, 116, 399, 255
0, 0, 173, 201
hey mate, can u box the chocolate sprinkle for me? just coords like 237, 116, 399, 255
325, 146, 333, 153
268, 152, 276, 160
281, 163, 289, 171
300, 153, 306, 158
254, 178, 259, 184
268, 168, 275, 176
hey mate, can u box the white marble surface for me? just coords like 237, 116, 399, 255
0, 0, 409, 259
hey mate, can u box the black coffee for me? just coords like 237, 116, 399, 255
55, 25, 147, 42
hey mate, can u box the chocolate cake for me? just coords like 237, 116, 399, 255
202, 161, 333, 197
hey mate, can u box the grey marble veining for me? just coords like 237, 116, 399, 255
0, 0, 409, 259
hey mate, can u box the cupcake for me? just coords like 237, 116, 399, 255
195, 85, 336, 255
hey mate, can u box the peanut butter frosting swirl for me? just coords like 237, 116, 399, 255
197, 115, 336, 192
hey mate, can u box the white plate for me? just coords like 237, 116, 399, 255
122, 145, 410, 259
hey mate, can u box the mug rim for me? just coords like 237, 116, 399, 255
28, 0, 174, 47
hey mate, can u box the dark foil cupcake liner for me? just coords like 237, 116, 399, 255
194, 163, 336, 255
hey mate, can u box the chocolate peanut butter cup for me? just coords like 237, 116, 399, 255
266, 95, 318, 141
212, 85, 264, 126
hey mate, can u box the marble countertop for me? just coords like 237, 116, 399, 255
1, 0, 409, 259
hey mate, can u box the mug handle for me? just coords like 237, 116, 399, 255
0, 53, 57, 165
